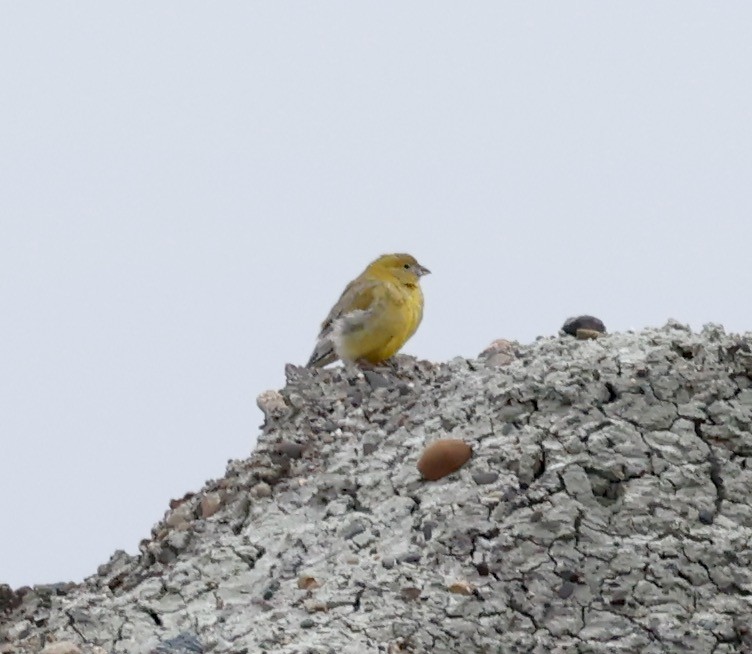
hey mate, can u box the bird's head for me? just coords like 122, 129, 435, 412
370, 253, 431, 285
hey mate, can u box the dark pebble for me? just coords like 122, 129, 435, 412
472, 471, 499, 485
558, 569, 582, 582
342, 520, 367, 540
396, 382, 413, 396
381, 556, 395, 569
609, 591, 627, 606
275, 441, 305, 459
262, 580, 280, 600
347, 388, 363, 406
156, 546, 178, 565
364, 370, 391, 389
400, 551, 421, 564
558, 581, 575, 599
400, 587, 422, 601
562, 315, 606, 337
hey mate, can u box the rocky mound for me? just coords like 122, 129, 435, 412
3, 322, 752, 654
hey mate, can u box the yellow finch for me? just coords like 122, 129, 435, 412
306, 253, 430, 368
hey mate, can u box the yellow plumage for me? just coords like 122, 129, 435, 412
306, 253, 430, 368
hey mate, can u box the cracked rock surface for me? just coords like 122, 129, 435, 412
3, 322, 752, 653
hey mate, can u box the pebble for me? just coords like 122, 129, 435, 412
200, 493, 222, 519
561, 315, 606, 337
417, 439, 472, 481
250, 482, 272, 498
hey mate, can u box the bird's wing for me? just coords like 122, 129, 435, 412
318, 276, 383, 336
306, 277, 384, 368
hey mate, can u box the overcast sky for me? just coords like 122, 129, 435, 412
2, 3, 751, 588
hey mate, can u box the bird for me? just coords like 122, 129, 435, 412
306, 253, 430, 368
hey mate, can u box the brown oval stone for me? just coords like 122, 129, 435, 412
448, 580, 475, 596
417, 439, 472, 481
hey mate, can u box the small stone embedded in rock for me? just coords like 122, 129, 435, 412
40, 643, 82, 654
400, 587, 422, 601
559, 570, 582, 583
262, 580, 280, 601
381, 556, 395, 569
166, 530, 192, 553
169, 492, 195, 510
342, 519, 367, 540
417, 439, 472, 481
479, 339, 517, 366
471, 471, 498, 485
562, 315, 606, 337
558, 581, 576, 599
256, 389, 290, 421
347, 388, 363, 406
448, 581, 475, 596
156, 546, 178, 565
274, 441, 305, 459
5, 620, 31, 642
476, 562, 490, 576
165, 504, 194, 529
363, 369, 391, 389
297, 575, 321, 590
608, 590, 628, 606
250, 482, 272, 498
363, 441, 379, 456
200, 493, 222, 519
399, 551, 421, 564
304, 599, 328, 613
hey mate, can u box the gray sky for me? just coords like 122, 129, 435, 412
2, 2, 751, 588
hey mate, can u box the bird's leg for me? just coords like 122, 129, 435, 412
355, 358, 399, 374
379, 358, 399, 373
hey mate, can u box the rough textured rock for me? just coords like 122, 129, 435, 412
3, 322, 752, 653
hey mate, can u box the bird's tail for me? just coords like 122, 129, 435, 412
306, 338, 337, 368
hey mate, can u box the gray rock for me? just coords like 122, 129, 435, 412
3, 323, 752, 654
471, 470, 499, 485
152, 632, 204, 653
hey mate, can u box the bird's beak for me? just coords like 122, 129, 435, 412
417, 264, 431, 276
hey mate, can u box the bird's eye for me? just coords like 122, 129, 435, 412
403, 263, 410, 269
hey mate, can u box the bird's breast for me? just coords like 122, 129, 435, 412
382, 283, 423, 337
